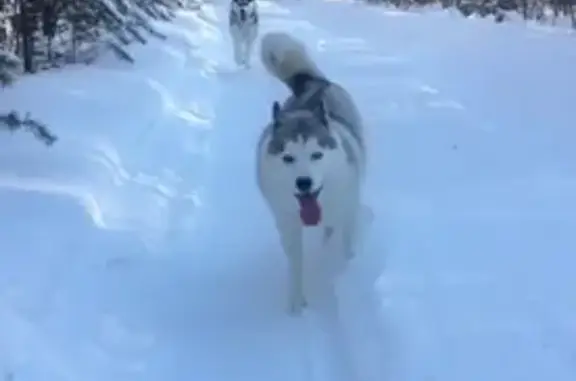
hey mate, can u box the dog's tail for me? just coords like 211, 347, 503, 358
260, 32, 325, 95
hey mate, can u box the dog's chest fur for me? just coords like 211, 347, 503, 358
229, 3, 258, 28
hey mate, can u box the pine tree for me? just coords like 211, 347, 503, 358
0, 0, 186, 144
0, 49, 56, 145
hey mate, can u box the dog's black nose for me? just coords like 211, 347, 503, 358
295, 177, 313, 193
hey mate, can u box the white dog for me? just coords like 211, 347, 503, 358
228, 0, 259, 68
256, 32, 366, 315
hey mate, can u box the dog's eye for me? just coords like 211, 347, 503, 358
310, 152, 323, 161
282, 154, 295, 164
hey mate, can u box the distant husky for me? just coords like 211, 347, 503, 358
256, 32, 366, 315
228, 0, 259, 68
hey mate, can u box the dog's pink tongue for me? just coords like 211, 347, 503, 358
299, 197, 321, 226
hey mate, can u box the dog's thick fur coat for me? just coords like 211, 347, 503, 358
228, 0, 259, 67
256, 32, 366, 315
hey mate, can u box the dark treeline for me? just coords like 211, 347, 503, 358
1, 0, 574, 144
365, 0, 575, 27
0, 0, 187, 145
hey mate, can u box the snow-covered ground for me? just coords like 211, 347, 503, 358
1, 0, 576, 380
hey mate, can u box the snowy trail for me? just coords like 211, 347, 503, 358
2, 0, 576, 380
163, 4, 369, 381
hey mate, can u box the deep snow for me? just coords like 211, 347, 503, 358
1, 0, 576, 380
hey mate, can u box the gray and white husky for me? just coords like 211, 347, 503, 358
256, 32, 366, 315
228, 0, 259, 68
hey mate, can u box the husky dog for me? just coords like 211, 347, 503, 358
228, 0, 259, 68
256, 32, 366, 315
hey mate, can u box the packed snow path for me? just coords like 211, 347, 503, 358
1, 0, 576, 381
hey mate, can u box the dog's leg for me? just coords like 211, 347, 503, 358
240, 40, 248, 67
241, 38, 251, 68
337, 197, 361, 261
342, 218, 357, 260
323, 204, 358, 261
244, 31, 257, 67
276, 217, 306, 315
231, 35, 242, 66
325, 223, 355, 261
343, 185, 363, 260
243, 40, 252, 68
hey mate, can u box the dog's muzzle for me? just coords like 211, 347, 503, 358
295, 186, 323, 226
294, 176, 322, 200
294, 186, 322, 201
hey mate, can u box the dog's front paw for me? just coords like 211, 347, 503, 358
287, 293, 308, 316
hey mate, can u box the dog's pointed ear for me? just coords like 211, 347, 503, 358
315, 99, 329, 127
272, 101, 281, 128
